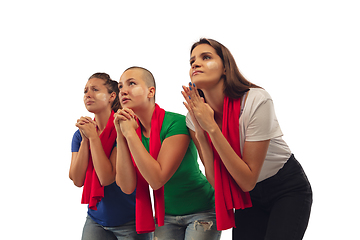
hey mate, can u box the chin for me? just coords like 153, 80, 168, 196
190, 78, 207, 90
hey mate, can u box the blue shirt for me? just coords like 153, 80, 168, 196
71, 130, 136, 227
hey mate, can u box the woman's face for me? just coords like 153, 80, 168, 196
83, 78, 112, 113
118, 69, 152, 110
189, 44, 225, 89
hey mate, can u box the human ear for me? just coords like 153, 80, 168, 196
148, 86, 155, 99
109, 92, 116, 103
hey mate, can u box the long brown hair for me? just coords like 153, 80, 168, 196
191, 38, 260, 99
88, 72, 120, 112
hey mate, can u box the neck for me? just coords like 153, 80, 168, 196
201, 81, 225, 122
94, 108, 112, 132
134, 102, 156, 137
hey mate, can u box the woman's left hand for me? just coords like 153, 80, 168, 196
182, 83, 217, 133
116, 108, 139, 138
76, 116, 98, 139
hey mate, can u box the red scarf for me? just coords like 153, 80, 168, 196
207, 96, 252, 231
132, 104, 165, 234
81, 111, 116, 210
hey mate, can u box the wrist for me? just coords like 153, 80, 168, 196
123, 128, 137, 139
206, 123, 221, 136
195, 130, 207, 141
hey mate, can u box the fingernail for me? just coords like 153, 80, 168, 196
189, 82, 192, 86
189, 96, 191, 99
193, 83, 196, 87
189, 86, 192, 90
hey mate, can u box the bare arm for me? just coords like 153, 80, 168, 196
207, 125, 269, 192
115, 131, 137, 194
69, 137, 89, 187
74, 117, 116, 187
182, 84, 270, 192
189, 129, 215, 187
88, 135, 117, 186
115, 108, 189, 191
125, 129, 189, 190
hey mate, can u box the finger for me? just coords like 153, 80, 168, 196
78, 117, 90, 123
119, 109, 133, 120
188, 83, 200, 102
122, 108, 135, 118
182, 101, 191, 112
182, 90, 195, 109
83, 116, 96, 125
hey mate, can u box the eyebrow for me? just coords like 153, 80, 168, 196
119, 78, 136, 85
190, 51, 213, 61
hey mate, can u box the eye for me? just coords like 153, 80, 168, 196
190, 59, 195, 65
203, 55, 211, 60
129, 81, 136, 86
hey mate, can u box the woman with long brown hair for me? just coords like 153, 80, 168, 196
182, 39, 312, 240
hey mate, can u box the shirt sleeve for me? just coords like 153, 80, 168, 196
71, 129, 82, 152
162, 112, 189, 141
245, 99, 283, 142
185, 112, 195, 132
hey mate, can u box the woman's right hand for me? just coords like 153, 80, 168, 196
75, 116, 96, 140
181, 85, 205, 135
114, 108, 139, 138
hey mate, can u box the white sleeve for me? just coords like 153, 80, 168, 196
186, 112, 196, 132
245, 99, 283, 141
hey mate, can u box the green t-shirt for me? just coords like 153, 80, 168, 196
141, 111, 215, 216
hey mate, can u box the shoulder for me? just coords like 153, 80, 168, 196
72, 129, 82, 141
161, 111, 188, 139
164, 111, 186, 122
247, 88, 273, 103
71, 129, 82, 152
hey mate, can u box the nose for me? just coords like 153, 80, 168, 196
84, 91, 92, 99
119, 86, 128, 96
191, 59, 200, 69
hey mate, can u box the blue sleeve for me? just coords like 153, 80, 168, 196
71, 130, 82, 152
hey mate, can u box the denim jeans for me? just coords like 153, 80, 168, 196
233, 154, 312, 240
82, 215, 153, 240
154, 208, 221, 240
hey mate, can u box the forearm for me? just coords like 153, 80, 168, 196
125, 131, 164, 190
194, 131, 215, 187
88, 136, 115, 186
207, 127, 259, 192
69, 140, 89, 187
115, 135, 137, 194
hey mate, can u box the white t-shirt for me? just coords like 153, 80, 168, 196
186, 88, 291, 182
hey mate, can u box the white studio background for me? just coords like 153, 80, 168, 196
1, 1, 359, 239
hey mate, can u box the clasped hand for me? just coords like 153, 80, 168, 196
75, 116, 98, 140
181, 82, 217, 133
114, 108, 139, 138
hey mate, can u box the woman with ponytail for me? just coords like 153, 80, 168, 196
69, 73, 152, 240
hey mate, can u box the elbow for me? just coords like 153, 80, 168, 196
72, 179, 84, 188
150, 184, 162, 191
241, 182, 257, 193
116, 179, 135, 195
149, 179, 165, 191
69, 174, 84, 188
99, 176, 115, 187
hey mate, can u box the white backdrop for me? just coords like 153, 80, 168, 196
1, 1, 359, 239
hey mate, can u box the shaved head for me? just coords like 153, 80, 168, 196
124, 66, 156, 90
